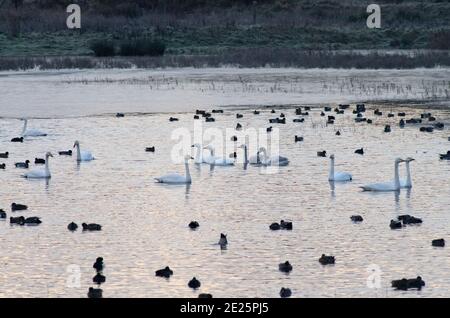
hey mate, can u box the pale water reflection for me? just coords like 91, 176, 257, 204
0, 68, 449, 298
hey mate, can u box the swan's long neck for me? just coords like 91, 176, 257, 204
243, 146, 248, 164
329, 158, 335, 180
405, 162, 412, 187
394, 161, 401, 190
45, 156, 50, 174
194, 146, 202, 163
21, 120, 27, 135
76, 144, 81, 161
185, 160, 191, 182
260, 149, 268, 164
209, 147, 215, 158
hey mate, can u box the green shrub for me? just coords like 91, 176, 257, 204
119, 38, 166, 56
89, 39, 115, 57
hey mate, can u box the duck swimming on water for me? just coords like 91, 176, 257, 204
10, 216, 25, 225
82, 223, 102, 231
279, 261, 293, 273
35, 158, 45, 164
24, 217, 42, 225
11, 137, 23, 143
87, 287, 103, 298
189, 221, 199, 230
319, 254, 335, 265
391, 276, 425, 291
188, 277, 201, 289
432, 239, 445, 247
218, 233, 228, 249
155, 266, 173, 278
93, 257, 104, 272
439, 151, 450, 160
11, 203, 27, 211
350, 215, 363, 222
58, 150, 72, 156
67, 222, 78, 231
279, 288, 292, 298
93, 273, 106, 285
15, 160, 30, 168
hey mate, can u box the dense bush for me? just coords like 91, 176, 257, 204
89, 39, 115, 56
119, 38, 166, 56
428, 30, 450, 50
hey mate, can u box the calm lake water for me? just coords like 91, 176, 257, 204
0, 68, 450, 298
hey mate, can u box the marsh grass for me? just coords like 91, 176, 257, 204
1, 48, 449, 71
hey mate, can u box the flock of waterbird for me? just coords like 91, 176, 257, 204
1, 102, 449, 298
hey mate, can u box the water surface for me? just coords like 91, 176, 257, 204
0, 68, 450, 297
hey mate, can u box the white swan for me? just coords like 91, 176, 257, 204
203, 145, 234, 166
191, 143, 212, 164
328, 154, 352, 182
73, 141, 94, 162
238, 144, 262, 165
155, 155, 193, 184
360, 158, 405, 192
23, 152, 53, 179
400, 157, 414, 188
21, 119, 47, 137
259, 147, 289, 166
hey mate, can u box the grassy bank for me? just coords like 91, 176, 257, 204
1, 49, 449, 71
0, 0, 449, 69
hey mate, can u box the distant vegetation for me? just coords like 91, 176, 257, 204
1, 49, 449, 71
89, 38, 166, 57
89, 39, 115, 57
119, 38, 166, 56
0, 0, 449, 68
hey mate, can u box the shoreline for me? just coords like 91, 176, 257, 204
1, 49, 450, 71
1, 101, 449, 120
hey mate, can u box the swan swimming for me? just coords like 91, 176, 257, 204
155, 155, 193, 184
360, 158, 405, 192
73, 141, 94, 162
203, 145, 234, 166
21, 119, 47, 137
328, 154, 352, 182
258, 147, 289, 166
23, 152, 53, 179
191, 144, 212, 164
400, 157, 414, 188
238, 144, 262, 165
